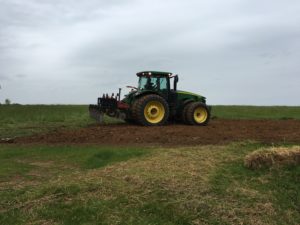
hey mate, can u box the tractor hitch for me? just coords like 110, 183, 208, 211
89, 90, 128, 123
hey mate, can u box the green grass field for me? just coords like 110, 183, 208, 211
0, 105, 299, 224
1, 105, 300, 138
0, 143, 299, 225
0, 105, 120, 138
212, 105, 300, 120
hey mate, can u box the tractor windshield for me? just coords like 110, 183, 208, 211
138, 77, 167, 91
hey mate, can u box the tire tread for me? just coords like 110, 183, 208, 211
132, 94, 169, 126
185, 102, 210, 125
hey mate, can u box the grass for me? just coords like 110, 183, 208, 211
0, 145, 148, 181
0, 143, 299, 225
212, 105, 300, 120
0, 105, 121, 138
1, 105, 300, 224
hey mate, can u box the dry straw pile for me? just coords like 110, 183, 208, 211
244, 146, 300, 169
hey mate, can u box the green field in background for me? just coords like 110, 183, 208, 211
0, 105, 119, 138
212, 105, 300, 120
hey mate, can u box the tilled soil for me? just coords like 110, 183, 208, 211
14, 119, 300, 146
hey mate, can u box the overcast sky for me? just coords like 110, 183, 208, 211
0, 0, 299, 105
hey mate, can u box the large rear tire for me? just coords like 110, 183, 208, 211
132, 94, 169, 126
185, 102, 210, 125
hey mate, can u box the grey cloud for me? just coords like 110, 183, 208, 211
0, 0, 299, 105
15, 74, 27, 78
0, 73, 27, 81
0, 0, 133, 28
0, 74, 11, 81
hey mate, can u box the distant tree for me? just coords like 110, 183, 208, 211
5, 98, 11, 105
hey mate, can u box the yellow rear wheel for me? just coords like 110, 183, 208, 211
144, 101, 165, 124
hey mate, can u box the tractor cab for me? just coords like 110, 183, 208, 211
135, 71, 179, 109
136, 71, 178, 97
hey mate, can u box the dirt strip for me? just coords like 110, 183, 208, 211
12, 119, 300, 146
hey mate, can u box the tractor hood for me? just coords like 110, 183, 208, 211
122, 89, 207, 104
176, 90, 206, 103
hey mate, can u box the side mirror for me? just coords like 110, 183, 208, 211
174, 75, 179, 83
174, 75, 179, 91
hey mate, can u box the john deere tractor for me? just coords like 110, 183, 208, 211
89, 71, 210, 126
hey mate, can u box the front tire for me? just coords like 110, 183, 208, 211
132, 94, 169, 126
185, 102, 210, 125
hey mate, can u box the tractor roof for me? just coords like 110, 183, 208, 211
136, 71, 172, 77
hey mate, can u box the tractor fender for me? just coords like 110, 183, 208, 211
182, 99, 211, 113
182, 99, 194, 106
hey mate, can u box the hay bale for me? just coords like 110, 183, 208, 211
244, 146, 300, 170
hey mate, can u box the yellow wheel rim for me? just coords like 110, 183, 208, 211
193, 107, 208, 124
144, 101, 165, 124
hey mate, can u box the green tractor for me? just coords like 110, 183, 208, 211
89, 71, 211, 126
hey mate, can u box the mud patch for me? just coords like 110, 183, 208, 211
14, 119, 300, 146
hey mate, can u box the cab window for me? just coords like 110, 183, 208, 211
138, 77, 167, 91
